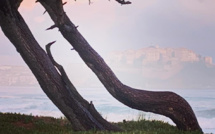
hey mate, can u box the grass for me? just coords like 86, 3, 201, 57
0, 112, 202, 134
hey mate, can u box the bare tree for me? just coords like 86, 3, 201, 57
0, 0, 120, 131
0, 0, 202, 133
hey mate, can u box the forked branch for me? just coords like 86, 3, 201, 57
0, 1, 120, 131
45, 41, 122, 131
38, 0, 202, 132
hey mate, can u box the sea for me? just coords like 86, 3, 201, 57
0, 86, 214, 134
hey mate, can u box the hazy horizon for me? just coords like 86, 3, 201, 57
0, 46, 214, 89
0, 45, 214, 65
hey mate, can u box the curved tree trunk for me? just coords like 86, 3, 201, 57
0, 0, 120, 131
38, 0, 202, 132
46, 41, 121, 131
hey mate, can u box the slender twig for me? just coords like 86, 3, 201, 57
115, 0, 131, 5
46, 25, 57, 30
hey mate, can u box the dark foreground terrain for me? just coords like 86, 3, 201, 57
0, 112, 202, 134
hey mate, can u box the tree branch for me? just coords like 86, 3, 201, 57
0, 1, 120, 131
46, 24, 57, 30
38, 0, 202, 132
115, 0, 131, 5
45, 41, 122, 131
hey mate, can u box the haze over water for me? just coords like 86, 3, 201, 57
0, 46, 215, 134
0, 87, 214, 133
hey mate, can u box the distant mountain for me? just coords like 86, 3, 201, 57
108, 47, 215, 89
108, 46, 213, 65
0, 66, 38, 87
1, 47, 215, 89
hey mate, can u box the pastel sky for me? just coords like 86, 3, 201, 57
0, 0, 215, 66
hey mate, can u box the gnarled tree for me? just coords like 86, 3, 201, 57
0, 0, 202, 133
0, 0, 120, 131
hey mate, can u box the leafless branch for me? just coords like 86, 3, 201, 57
46, 24, 57, 30
63, 2, 67, 5
115, 0, 131, 5
43, 10, 47, 15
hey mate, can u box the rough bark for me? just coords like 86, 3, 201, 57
38, 0, 202, 132
46, 41, 121, 131
0, 0, 120, 131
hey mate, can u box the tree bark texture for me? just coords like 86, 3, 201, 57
46, 42, 121, 131
38, 0, 202, 132
0, 0, 120, 131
